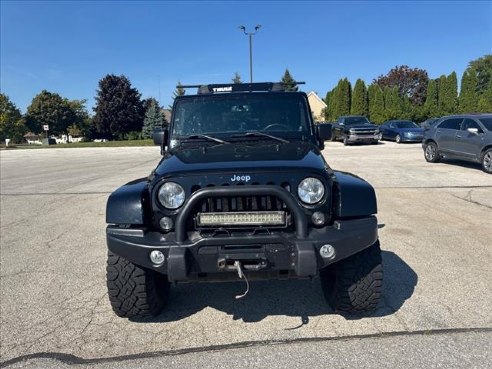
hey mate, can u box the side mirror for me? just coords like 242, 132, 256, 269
152, 127, 168, 145
152, 128, 168, 154
317, 123, 332, 141
467, 127, 479, 135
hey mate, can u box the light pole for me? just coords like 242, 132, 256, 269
239, 25, 261, 83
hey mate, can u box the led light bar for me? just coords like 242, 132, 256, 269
197, 211, 285, 226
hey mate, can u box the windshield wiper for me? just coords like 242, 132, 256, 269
232, 131, 290, 144
184, 134, 230, 144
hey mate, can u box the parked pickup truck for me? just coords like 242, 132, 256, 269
331, 116, 381, 145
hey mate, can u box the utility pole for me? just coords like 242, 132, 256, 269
239, 25, 261, 83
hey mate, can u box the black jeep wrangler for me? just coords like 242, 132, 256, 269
106, 82, 382, 318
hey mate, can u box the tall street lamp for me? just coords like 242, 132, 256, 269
239, 25, 261, 83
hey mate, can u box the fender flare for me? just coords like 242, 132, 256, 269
332, 171, 377, 218
106, 178, 150, 225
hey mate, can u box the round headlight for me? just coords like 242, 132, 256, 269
158, 182, 185, 209
298, 177, 325, 204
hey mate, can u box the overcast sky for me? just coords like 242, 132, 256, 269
1, 0, 491, 113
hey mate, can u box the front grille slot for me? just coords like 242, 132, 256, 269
199, 195, 286, 213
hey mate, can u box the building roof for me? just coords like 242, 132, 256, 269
307, 91, 327, 108
24, 132, 39, 138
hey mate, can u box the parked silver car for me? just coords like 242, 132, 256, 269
422, 114, 492, 173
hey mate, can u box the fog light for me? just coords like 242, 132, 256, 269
320, 244, 336, 259
160, 216, 173, 231
150, 250, 165, 265
312, 211, 325, 226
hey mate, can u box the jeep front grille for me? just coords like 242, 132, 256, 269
189, 184, 292, 229
198, 194, 288, 213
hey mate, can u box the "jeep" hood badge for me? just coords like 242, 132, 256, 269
231, 174, 251, 182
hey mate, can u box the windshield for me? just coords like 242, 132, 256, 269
396, 121, 418, 128
479, 118, 492, 131
344, 116, 370, 125
171, 94, 311, 139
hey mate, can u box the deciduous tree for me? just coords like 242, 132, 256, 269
468, 54, 492, 94
477, 82, 492, 112
374, 65, 429, 105
0, 93, 27, 143
26, 90, 78, 136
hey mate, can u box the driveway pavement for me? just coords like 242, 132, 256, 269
1, 142, 491, 367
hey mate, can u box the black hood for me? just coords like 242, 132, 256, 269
154, 142, 328, 177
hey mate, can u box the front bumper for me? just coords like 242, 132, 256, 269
107, 215, 378, 282
347, 133, 380, 143
400, 135, 423, 142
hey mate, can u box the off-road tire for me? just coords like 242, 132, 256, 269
330, 131, 337, 141
320, 240, 383, 314
481, 148, 492, 174
424, 141, 440, 163
343, 135, 349, 146
106, 252, 169, 318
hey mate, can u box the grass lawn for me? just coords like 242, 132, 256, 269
1, 139, 155, 150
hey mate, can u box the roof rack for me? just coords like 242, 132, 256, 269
180, 82, 305, 94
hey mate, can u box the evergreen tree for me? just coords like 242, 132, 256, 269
448, 71, 458, 113
438, 72, 458, 115
371, 85, 385, 123
367, 84, 377, 121
400, 95, 414, 120
280, 69, 298, 91
333, 78, 351, 117
477, 82, 492, 112
383, 86, 401, 120
93, 74, 145, 140
458, 70, 478, 113
323, 91, 331, 120
169, 81, 186, 109
424, 79, 439, 118
232, 72, 242, 84
142, 100, 163, 139
351, 79, 368, 116
326, 86, 338, 120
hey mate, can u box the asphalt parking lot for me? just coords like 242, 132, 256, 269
1, 141, 491, 367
